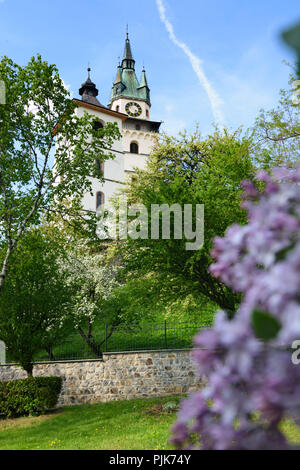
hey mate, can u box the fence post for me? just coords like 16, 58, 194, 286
0, 341, 6, 364
105, 324, 107, 353
164, 320, 167, 349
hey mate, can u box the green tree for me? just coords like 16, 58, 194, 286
252, 71, 300, 168
0, 230, 72, 375
0, 54, 120, 293
119, 128, 255, 315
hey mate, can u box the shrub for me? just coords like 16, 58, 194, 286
0, 376, 62, 418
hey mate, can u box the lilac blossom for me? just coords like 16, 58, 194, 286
172, 165, 300, 449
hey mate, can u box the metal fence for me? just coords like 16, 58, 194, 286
6, 320, 213, 363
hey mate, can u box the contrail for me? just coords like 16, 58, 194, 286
156, 0, 224, 125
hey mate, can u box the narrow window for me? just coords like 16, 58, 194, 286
146, 110, 149, 118
116, 105, 120, 112
93, 121, 104, 131
130, 142, 139, 154
96, 191, 105, 209
95, 159, 104, 176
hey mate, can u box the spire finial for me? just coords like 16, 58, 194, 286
122, 27, 134, 67
126, 24, 129, 39
87, 66, 91, 79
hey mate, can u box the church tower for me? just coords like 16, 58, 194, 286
72, 32, 161, 213
108, 33, 161, 168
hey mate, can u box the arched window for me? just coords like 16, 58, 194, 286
95, 159, 104, 176
130, 142, 139, 154
93, 120, 104, 131
116, 105, 120, 112
96, 191, 105, 210
146, 109, 149, 118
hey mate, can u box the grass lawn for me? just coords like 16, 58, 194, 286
0, 394, 299, 450
0, 395, 183, 450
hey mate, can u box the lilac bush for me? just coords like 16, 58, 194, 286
172, 166, 300, 450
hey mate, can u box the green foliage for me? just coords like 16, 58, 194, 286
162, 402, 179, 413
282, 22, 300, 78
120, 128, 255, 314
0, 54, 120, 292
252, 309, 282, 341
252, 71, 300, 167
0, 229, 73, 374
100, 272, 217, 326
0, 376, 62, 418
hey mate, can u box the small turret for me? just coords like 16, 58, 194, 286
138, 66, 150, 103
79, 68, 102, 106
114, 62, 122, 85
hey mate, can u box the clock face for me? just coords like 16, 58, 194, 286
125, 101, 142, 117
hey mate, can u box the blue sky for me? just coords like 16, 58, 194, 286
0, 0, 299, 135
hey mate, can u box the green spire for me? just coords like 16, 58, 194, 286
139, 66, 148, 88
124, 32, 133, 60
122, 32, 135, 70
109, 33, 151, 106
138, 67, 150, 103
114, 62, 122, 84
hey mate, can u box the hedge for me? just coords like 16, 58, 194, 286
0, 376, 62, 418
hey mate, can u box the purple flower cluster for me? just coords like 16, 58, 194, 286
172, 166, 300, 449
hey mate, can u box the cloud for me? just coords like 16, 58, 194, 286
155, 0, 224, 126
62, 79, 74, 98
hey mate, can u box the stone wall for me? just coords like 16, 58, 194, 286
0, 350, 202, 406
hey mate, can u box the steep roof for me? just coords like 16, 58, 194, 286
109, 34, 151, 106
79, 68, 105, 107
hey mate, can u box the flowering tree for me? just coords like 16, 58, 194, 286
62, 240, 121, 356
172, 166, 300, 450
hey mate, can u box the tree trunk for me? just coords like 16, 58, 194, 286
22, 362, 33, 377
0, 244, 13, 295
45, 346, 56, 361
77, 327, 103, 359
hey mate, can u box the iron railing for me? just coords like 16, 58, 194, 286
5, 320, 213, 363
